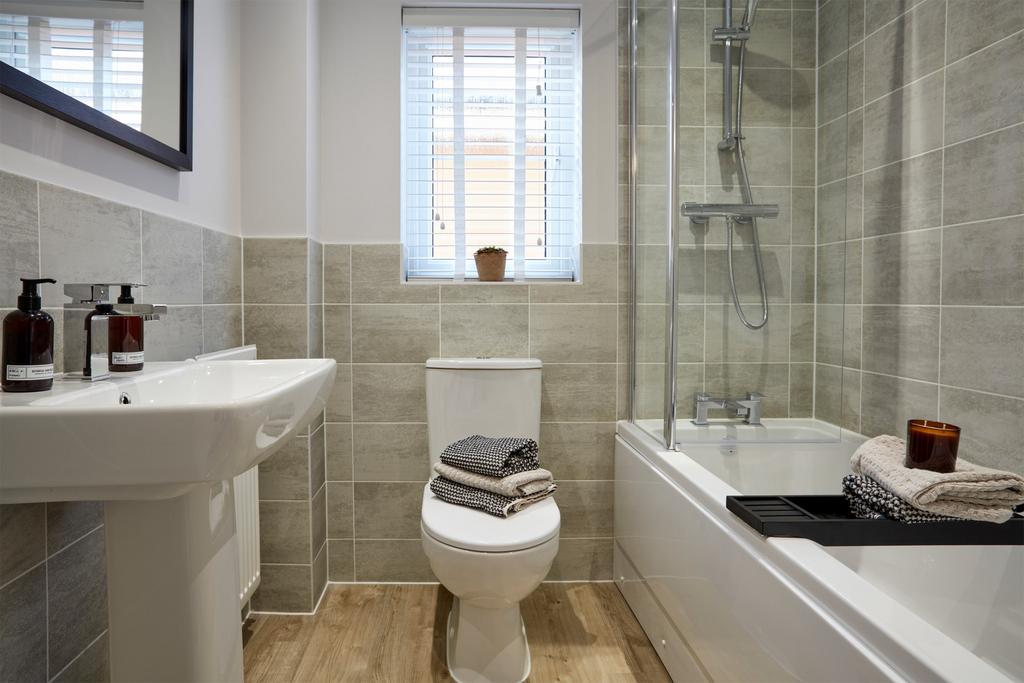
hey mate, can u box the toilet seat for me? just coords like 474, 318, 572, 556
421, 485, 560, 553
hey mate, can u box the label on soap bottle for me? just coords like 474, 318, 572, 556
111, 351, 144, 365
5, 364, 55, 381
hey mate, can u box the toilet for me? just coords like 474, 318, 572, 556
421, 358, 560, 683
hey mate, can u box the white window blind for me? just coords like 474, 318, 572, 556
402, 8, 582, 281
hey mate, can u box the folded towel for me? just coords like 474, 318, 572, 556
429, 475, 556, 518
434, 462, 554, 497
842, 475, 958, 523
440, 435, 539, 478
851, 435, 1024, 523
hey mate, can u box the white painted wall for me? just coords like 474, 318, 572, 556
0, 0, 243, 236
318, 0, 619, 244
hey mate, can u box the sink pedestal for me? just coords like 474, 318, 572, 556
104, 481, 244, 683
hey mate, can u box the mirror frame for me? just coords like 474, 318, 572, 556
0, 0, 194, 170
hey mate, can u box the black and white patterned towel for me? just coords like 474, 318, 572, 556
430, 475, 556, 518
843, 475, 959, 524
440, 435, 540, 478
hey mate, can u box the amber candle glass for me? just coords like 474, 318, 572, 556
905, 420, 960, 473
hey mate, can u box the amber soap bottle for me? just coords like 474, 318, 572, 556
109, 284, 144, 372
2, 277, 58, 393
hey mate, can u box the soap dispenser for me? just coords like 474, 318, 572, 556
2, 277, 58, 392
109, 284, 144, 372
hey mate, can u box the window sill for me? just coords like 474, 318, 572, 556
405, 277, 576, 285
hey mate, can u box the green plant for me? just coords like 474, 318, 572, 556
474, 246, 507, 255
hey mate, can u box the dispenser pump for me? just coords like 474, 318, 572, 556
17, 278, 57, 312
117, 284, 135, 304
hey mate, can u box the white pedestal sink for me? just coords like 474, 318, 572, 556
0, 359, 336, 683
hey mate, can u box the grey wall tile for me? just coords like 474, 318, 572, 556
309, 304, 324, 361
52, 630, 109, 683
815, 304, 861, 368
141, 213, 202, 305
860, 372, 938, 437
440, 283, 528, 304
793, 9, 818, 68
862, 72, 944, 170
791, 246, 816, 304
352, 245, 437, 304
311, 486, 327, 556
941, 216, 1024, 306
259, 502, 311, 564
202, 229, 242, 304
817, 180, 855, 245
944, 33, 1024, 144
705, 305, 791, 363
556, 481, 614, 537
634, 304, 704, 363
817, 115, 849, 185
313, 546, 327, 604
792, 187, 817, 245
354, 483, 423, 539
818, 0, 850, 65
327, 483, 354, 539
323, 244, 351, 304
940, 387, 1024, 475
308, 240, 323, 306
862, 305, 940, 381
351, 305, 438, 363
354, 540, 435, 582
862, 151, 943, 236
865, 0, 928, 34
311, 425, 326, 495
530, 305, 617, 363
326, 364, 352, 422
862, 231, 940, 304
353, 424, 429, 482
325, 423, 353, 481
540, 364, 617, 422
252, 564, 311, 613
707, 245, 791, 304
707, 68, 792, 128
47, 529, 107, 675
790, 304, 816, 362
0, 504, 44, 586
816, 240, 861, 305
847, 42, 865, 111
546, 538, 613, 581
529, 244, 618, 304
45, 502, 102, 557
942, 123, 1024, 226
244, 305, 308, 359
145, 305, 203, 362
864, 0, 946, 102
539, 423, 615, 480
327, 540, 354, 582
818, 54, 848, 125
946, 0, 1024, 63
814, 364, 862, 432
243, 238, 308, 305
352, 365, 426, 422
790, 363, 815, 417
940, 307, 1024, 397
323, 305, 351, 363
0, 171, 40, 304
439, 304, 529, 358
39, 184, 140, 302
202, 305, 243, 354
258, 437, 311, 501
0, 566, 46, 683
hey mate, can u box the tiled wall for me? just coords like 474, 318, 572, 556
0, 170, 243, 682
243, 240, 621, 587
814, 0, 1024, 474
623, 0, 822, 421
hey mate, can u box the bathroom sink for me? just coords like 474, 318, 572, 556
0, 358, 336, 503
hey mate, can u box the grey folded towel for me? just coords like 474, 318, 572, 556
440, 435, 540, 478
429, 475, 556, 518
433, 462, 555, 497
843, 475, 958, 524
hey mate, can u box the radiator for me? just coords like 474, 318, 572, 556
197, 345, 261, 607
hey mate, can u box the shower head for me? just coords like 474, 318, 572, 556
742, 0, 759, 28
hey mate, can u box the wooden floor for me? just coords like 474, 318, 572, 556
243, 583, 672, 682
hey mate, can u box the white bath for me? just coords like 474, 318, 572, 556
615, 420, 1024, 682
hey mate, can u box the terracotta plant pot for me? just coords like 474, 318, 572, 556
474, 251, 507, 281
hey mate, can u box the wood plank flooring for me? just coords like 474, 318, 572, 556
243, 583, 672, 682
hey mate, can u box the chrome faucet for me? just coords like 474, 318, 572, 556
63, 283, 166, 381
693, 392, 764, 426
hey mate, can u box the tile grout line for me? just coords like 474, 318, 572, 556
935, 0, 948, 421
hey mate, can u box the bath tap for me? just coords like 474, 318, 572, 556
693, 392, 763, 426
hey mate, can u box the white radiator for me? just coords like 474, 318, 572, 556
196, 346, 261, 607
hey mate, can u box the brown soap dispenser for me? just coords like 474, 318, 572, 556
108, 284, 144, 372
2, 277, 58, 392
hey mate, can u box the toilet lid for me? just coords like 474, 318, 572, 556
421, 484, 560, 553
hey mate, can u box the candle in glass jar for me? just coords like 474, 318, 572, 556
905, 420, 960, 473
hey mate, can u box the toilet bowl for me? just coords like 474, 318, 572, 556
421, 357, 558, 683
422, 485, 560, 683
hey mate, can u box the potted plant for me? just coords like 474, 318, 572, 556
474, 246, 507, 281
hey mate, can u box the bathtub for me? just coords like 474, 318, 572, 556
614, 420, 1023, 682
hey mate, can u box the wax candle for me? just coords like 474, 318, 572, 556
905, 420, 960, 473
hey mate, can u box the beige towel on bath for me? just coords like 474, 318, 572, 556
850, 435, 1024, 523
433, 462, 554, 497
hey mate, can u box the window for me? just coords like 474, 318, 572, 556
402, 8, 581, 280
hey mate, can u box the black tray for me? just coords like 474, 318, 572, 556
726, 495, 1024, 546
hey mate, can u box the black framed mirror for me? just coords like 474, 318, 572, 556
0, 0, 193, 170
